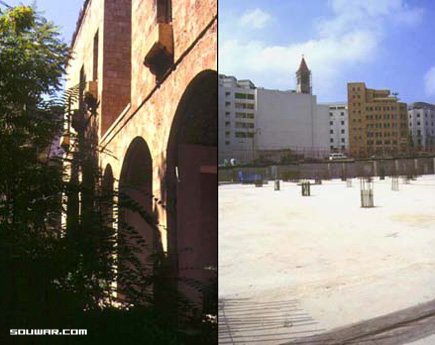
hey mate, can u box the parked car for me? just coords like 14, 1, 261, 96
329, 153, 348, 161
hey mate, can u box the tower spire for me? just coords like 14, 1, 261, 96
296, 55, 311, 94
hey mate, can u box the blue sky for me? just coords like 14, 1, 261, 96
5, 0, 84, 44
219, 0, 435, 104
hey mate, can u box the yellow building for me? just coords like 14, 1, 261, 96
347, 82, 408, 157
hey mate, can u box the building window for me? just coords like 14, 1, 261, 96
330, 121, 333, 125
93, 30, 99, 81
330, 138, 334, 143
330, 130, 333, 134
341, 138, 345, 143
156, 0, 172, 23
225, 141, 230, 145
341, 121, 344, 125
341, 112, 344, 116
225, 91, 230, 96
225, 102, 230, 106
341, 129, 345, 134
329, 112, 333, 116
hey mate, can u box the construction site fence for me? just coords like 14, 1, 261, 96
218, 157, 435, 183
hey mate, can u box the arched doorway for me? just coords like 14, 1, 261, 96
166, 70, 217, 313
118, 137, 157, 304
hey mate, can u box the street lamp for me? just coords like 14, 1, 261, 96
251, 128, 261, 161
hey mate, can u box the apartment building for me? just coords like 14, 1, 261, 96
218, 75, 257, 163
347, 82, 408, 157
323, 103, 349, 152
408, 102, 435, 149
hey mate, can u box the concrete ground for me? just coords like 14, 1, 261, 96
219, 176, 435, 344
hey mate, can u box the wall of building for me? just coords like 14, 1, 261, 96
256, 89, 329, 156
66, 0, 217, 308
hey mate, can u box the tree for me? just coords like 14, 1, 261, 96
0, 6, 216, 344
0, 4, 70, 331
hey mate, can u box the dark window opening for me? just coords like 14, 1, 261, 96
93, 30, 99, 81
156, 0, 172, 23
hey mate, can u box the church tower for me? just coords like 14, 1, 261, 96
296, 56, 311, 94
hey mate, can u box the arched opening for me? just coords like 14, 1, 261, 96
166, 70, 217, 313
118, 137, 156, 304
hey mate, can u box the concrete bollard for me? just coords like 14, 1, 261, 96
274, 180, 280, 191
301, 181, 311, 196
391, 176, 399, 191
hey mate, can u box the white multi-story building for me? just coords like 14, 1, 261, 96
218, 75, 257, 163
322, 102, 349, 152
408, 102, 435, 149
218, 57, 331, 163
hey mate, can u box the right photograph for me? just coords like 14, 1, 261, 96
218, 1, 435, 344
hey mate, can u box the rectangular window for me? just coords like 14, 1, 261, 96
93, 30, 99, 81
234, 92, 247, 99
156, 0, 172, 23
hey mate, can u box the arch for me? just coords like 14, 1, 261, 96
118, 137, 156, 303
165, 70, 217, 312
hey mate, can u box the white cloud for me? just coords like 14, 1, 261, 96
220, 0, 424, 99
239, 9, 271, 29
424, 67, 435, 96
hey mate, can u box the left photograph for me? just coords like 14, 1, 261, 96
0, 0, 217, 344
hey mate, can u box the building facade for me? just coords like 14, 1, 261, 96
64, 0, 217, 311
408, 102, 435, 150
218, 75, 257, 163
347, 82, 408, 157
323, 103, 349, 153
256, 88, 329, 158
218, 58, 330, 163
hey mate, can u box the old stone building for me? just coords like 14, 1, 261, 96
64, 0, 217, 312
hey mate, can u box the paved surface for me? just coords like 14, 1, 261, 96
219, 298, 324, 344
282, 298, 435, 344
